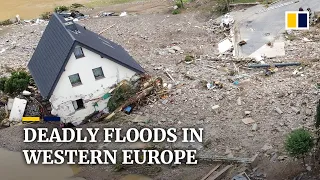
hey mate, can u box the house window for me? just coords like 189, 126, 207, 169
74, 46, 84, 59
69, 73, 82, 86
92, 67, 105, 80
72, 99, 84, 110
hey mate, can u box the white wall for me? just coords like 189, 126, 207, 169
49, 46, 137, 123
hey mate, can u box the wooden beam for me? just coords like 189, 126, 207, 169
200, 163, 222, 180
207, 165, 233, 180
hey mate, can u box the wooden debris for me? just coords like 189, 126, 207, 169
207, 165, 233, 180
201, 163, 222, 180
164, 70, 175, 82
105, 86, 154, 120
198, 153, 258, 164
98, 24, 116, 35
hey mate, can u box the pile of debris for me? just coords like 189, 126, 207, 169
0, 84, 50, 128
100, 74, 168, 121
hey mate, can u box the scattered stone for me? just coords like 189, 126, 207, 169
212, 105, 220, 110
252, 123, 258, 131
270, 153, 278, 162
132, 115, 149, 123
168, 49, 175, 54
278, 155, 287, 161
22, 90, 32, 96
175, 89, 182, 95
275, 107, 283, 114
245, 111, 251, 115
237, 97, 242, 106
306, 166, 312, 171
242, 117, 255, 125
171, 46, 181, 52
291, 107, 300, 114
305, 108, 312, 116
261, 143, 273, 152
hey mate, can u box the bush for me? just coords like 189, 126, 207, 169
1, 71, 31, 95
71, 3, 84, 8
54, 6, 69, 13
215, 0, 230, 14
0, 19, 13, 26
176, 1, 183, 8
107, 81, 137, 112
285, 128, 314, 162
40, 12, 51, 20
0, 77, 7, 92
185, 55, 195, 62
172, 9, 181, 15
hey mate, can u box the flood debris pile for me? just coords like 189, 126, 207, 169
0, 71, 50, 128
103, 74, 167, 121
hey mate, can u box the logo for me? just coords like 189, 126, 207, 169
22, 116, 60, 122
285, 11, 309, 30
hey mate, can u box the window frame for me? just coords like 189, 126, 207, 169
74, 46, 84, 59
68, 73, 82, 87
72, 99, 85, 111
92, 67, 105, 80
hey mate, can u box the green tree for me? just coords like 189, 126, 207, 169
2, 71, 31, 95
285, 128, 314, 164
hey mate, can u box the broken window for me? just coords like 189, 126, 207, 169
92, 67, 105, 80
69, 73, 82, 86
72, 99, 84, 110
74, 46, 84, 59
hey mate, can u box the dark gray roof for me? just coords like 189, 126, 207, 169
28, 13, 144, 99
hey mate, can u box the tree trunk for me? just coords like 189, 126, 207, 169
180, 0, 184, 8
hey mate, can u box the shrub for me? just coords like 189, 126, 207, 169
172, 9, 181, 15
2, 71, 31, 95
0, 19, 13, 26
185, 55, 195, 62
40, 12, 51, 20
54, 6, 69, 13
107, 81, 137, 112
71, 3, 84, 8
285, 128, 314, 163
0, 77, 7, 92
176, 1, 183, 8
215, 0, 230, 14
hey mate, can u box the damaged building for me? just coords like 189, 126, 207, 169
27, 13, 145, 124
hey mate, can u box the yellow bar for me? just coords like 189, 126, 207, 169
22, 117, 40, 122
287, 13, 297, 28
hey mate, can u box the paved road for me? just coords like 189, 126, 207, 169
231, 0, 320, 58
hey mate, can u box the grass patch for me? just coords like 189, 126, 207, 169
70, 3, 85, 8
172, 9, 181, 15
40, 12, 51, 20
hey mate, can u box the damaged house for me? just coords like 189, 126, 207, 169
28, 13, 144, 124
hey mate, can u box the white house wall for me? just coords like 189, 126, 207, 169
49, 47, 137, 123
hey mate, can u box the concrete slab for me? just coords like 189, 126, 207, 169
218, 38, 233, 53
7, 98, 14, 110
9, 98, 27, 122
249, 40, 285, 60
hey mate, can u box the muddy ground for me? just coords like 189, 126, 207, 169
1, 0, 320, 179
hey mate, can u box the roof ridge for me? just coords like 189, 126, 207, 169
52, 13, 76, 41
